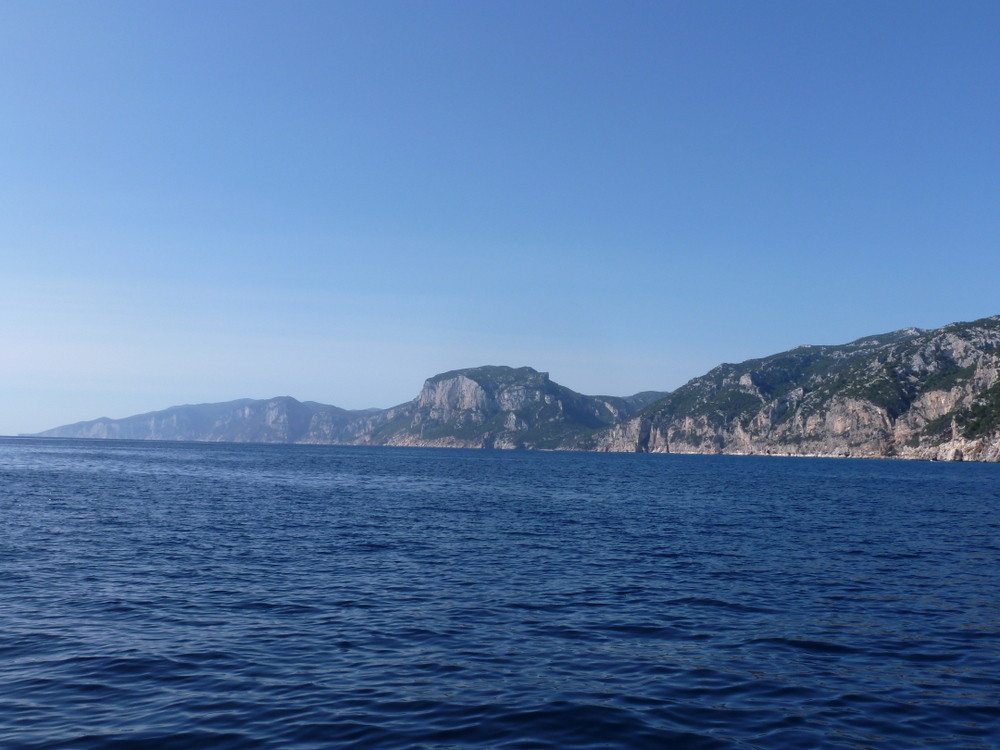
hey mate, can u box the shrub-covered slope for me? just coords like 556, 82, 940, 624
32, 367, 664, 450
582, 316, 1000, 461
349, 366, 662, 449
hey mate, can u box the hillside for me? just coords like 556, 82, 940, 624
29, 317, 1000, 461
348, 366, 664, 449
31, 397, 380, 443
581, 315, 1000, 461
32, 367, 665, 449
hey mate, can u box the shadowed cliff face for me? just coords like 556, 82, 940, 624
580, 316, 1000, 462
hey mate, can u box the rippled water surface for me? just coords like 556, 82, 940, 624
1, 438, 998, 749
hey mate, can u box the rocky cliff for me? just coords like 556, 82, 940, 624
358, 367, 663, 448
32, 367, 664, 450
348, 366, 662, 449
29, 316, 1000, 461
580, 316, 1000, 461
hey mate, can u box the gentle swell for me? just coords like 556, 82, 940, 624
1, 439, 998, 749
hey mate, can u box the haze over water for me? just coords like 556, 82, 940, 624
2, 438, 997, 748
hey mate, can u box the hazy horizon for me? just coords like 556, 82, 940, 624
4, 1, 999, 435
13, 312, 995, 436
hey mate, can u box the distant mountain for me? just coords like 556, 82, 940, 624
32, 367, 666, 449
581, 315, 1000, 462
32, 397, 380, 443
29, 316, 1000, 461
345, 366, 665, 449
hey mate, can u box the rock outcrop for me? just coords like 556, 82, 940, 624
32, 367, 665, 450
578, 316, 1000, 461
344, 366, 663, 449
28, 316, 1000, 461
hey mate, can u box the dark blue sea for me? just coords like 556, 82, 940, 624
1, 438, 998, 749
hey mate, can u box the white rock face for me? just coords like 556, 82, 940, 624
31, 318, 1000, 462
589, 317, 1000, 462
417, 375, 492, 421
33, 365, 643, 451
320, 366, 638, 450
592, 418, 651, 453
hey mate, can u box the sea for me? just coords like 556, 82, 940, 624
1, 437, 998, 749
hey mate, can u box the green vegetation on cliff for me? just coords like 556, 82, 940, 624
621, 315, 1000, 459
30, 316, 1000, 461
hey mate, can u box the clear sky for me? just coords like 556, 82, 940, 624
2, 1, 999, 435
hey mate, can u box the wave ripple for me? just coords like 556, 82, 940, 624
1, 439, 999, 748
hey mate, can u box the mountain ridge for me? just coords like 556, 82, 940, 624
30, 365, 666, 450
582, 315, 1000, 461
27, 316, 1000, 461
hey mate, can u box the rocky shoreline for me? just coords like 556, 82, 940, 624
32, 316, 1000, 463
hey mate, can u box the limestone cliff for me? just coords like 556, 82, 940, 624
32, 367, 662, 450
580, 316, 1000, 461
29, 316, 1000, 461
348, 366, 658, 449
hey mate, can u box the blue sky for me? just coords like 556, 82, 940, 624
2, 1, 999, 435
